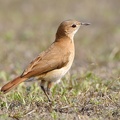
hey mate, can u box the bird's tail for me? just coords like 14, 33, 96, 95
1, 76, 27, 93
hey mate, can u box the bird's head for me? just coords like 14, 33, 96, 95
56, 19, 90, 40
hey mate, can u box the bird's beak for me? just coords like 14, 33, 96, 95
81, 22, 91, 26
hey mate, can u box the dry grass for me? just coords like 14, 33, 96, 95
0, 0, 120, 120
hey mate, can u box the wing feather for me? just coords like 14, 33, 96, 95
21, 43, 70, 78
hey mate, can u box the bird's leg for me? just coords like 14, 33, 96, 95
40, 80, 51, 102
47, 81, 53, 95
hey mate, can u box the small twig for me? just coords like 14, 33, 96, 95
60, 105, 71, 109
24, 109, 36, 117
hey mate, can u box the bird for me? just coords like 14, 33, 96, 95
1, 19, 90, 101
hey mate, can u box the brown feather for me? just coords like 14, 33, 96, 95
21, 40, 72, 78
1, 38, 72, 93
1, 77, 27, 93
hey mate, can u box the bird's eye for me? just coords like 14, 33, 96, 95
71, 24, 76, 28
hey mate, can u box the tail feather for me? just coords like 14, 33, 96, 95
1, 76, 27, 93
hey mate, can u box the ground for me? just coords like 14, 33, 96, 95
0, 0, 120, 120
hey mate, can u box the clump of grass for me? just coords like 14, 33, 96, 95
0, 70, 119, 119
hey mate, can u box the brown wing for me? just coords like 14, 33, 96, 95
21, 43, 70, 78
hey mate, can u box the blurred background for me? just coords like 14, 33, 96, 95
0, 0, 119, 81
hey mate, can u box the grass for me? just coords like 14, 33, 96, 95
0, 71, 119, 120
0, 0, 120, 120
